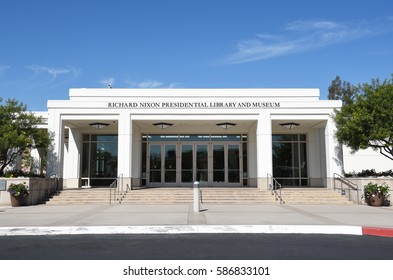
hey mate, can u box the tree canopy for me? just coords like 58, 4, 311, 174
0, 98, 51, 175
328, 75, 356, 105
330, 75, 393, 161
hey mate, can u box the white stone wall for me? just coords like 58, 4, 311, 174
343, 146, 392, 174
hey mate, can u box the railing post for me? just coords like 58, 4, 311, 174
109, 182, 112, 205
193, 181, 201, 213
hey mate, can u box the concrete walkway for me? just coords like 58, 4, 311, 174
0, 203, 392, 236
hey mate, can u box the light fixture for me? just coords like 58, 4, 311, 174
279, 122, 300, 129
89, 122, 110, 129
216, 122, 237, 129
153, 122, 173, 129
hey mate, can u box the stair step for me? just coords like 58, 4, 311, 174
45, 187, 352, 205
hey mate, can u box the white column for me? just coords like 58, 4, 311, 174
117, 112, 132, 187
63, 127, 81, 188
47, 109, 64, 179
256, 112, 272, 190
325, 118, 344, 188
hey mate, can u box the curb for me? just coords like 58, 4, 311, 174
362, 227, 393, 238
1, 225, 392, 237
0, 225, 363, 236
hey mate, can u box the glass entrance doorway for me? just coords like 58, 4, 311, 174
143, 135, 246, 187
272, 134, 308, 186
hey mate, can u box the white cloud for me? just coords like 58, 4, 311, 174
0, 65, 10, 76
286, 20, 341, 31
99, 77, 115, 88
224, 19, 383, 64
137, 80, 163, 88
26, 65, 80, 80
124, 78, 178, 88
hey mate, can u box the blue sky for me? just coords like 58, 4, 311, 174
1, 0, 393, 110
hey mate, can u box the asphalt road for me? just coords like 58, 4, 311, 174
1, 234, 392, 260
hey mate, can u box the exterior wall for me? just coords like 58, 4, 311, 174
343, 147, 392, 174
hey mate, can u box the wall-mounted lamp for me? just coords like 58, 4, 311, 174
153, 122, 173, 129
279, 122, 300, 129
89, 122, 110, 129
216, 122, 237, 129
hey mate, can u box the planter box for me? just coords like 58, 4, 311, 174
0, 178, 61, 206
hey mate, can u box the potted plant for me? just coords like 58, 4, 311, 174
7, 182, 29, 207
363, 182, 390, 207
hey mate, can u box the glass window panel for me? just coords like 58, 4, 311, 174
213, 144, 225, 183
272, 134, 298, 142
96, 135, 118, 142
228, 145, 239, 169
213, 145, 225, 169
83, 134, 90, 141
165, 145, 176, 170
150, 145, 161, 170
141, 143, 147, 178
81, 143, 89, 177
211, 135, 241, 141
182, 171, 193, 183
228, 171, 240, 183
196, 145, 208, 169
179, 135, 210, 141
182, 145, 193, 169
272, 134, 307, 187
197, 171, 208, 182
300, 143, 307, 177
272, 142, 299, 178
213, 171, 225, 183
150, 171, 161, 183
165, 171, 176, 183
149, 135, 178, 141
242, 142, 248, 177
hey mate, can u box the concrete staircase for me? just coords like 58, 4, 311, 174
121, 188, 277, 204
44, 188, 111, 205
279, 188, 353, 205
44, 187, 352, 205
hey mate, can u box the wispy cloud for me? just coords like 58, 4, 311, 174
137, 80, 163, 88
0, 65, 10, 76
99, 77, 115, 88
124, 78, 179, 88
224, 19, 391, 64
26, 65, 80, 80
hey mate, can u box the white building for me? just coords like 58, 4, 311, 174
40, 87, 358, 190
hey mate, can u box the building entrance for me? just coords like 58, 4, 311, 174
143, 135, 246, 187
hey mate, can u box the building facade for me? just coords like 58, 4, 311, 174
45, 88, 345, 190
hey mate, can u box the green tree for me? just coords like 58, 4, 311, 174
328, 75, 356, 105
332, 76, 393, 160
0, 98, 51, 175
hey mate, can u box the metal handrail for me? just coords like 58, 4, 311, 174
109, 173, 124, 205
109, 179, 117, 205
333, 173, 360, 204
267, 173, 284, 204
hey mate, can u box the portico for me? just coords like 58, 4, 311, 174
46, 88, 342, 190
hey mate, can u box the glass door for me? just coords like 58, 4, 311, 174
181, 144, 193, 184
164, 144, 177, 185
149, 144, 162, 183
212, 143, 241, 186
212, 144, 225, 184
228, 144, 240, 183
196, 144, 209, 186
